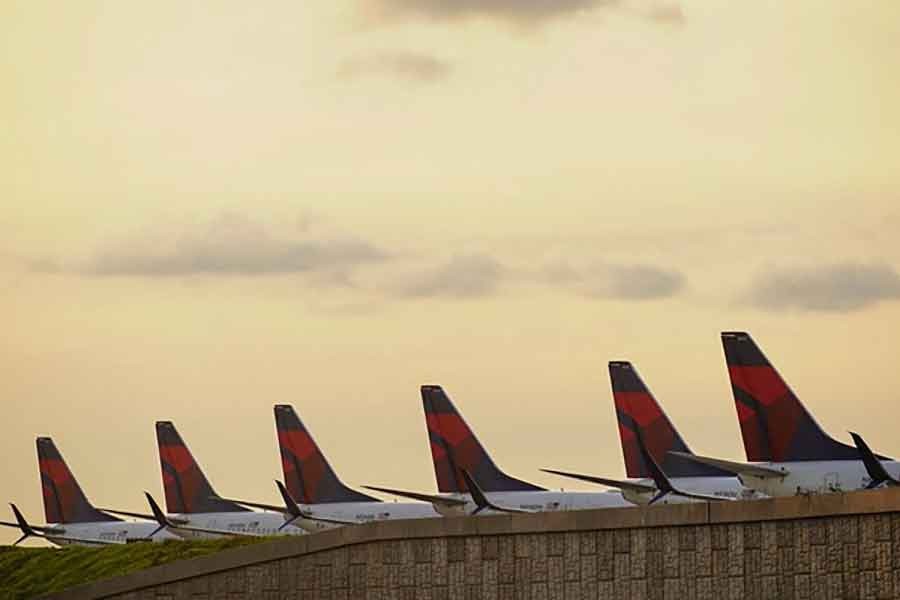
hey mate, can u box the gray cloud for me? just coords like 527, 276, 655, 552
36, 214, 689, 305
338, 51, 451, 83
644, 2, 684, 25
747, 263, 900, 312
373, 0, 610, 22
598, 264, 685, 299
41, 213, 387, 278
542, 261, 686, 300
367, 0, 683, 25
392, 254, 504, 298
389, 256, 685, 301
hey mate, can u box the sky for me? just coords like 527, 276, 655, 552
2, 1, 900, 545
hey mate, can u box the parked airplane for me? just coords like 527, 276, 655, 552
0, 437, 177, 546
670, 332, 900, 496
543, 362, 759, 504
363, 385, 631, 514
135, 421, 308, 539
220, 405, 441, 531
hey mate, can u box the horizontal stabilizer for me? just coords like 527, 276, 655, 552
96, 507, 188, 525
361, 485, 468, 508
96, 507, 153, 520
667, 452, 786, 479
217, 498, 286, 513
540, 469, 657, 494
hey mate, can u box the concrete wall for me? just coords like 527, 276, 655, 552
51, 488, 900, 600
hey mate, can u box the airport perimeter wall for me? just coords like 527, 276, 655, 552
50, 488, 900, 600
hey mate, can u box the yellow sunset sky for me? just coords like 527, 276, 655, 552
2, 1, 900, 544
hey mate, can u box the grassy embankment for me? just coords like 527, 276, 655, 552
0, 537, 271, 599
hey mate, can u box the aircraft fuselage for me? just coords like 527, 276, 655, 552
43, 521, 178, 546
738, 460, 900, 497
620, 476, 761, 505
427, 490, 632, 517
299, 502, 441, 532
165, 512, 304, 539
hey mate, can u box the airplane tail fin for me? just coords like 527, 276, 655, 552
155, 421, 249, 514
37, 437, 119, 524
609, 362, 728, 478
421, 385, 543, 493
721, 332, 859, 462
273, 405, 378, 504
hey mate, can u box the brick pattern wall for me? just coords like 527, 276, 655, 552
107, 512, 900, 600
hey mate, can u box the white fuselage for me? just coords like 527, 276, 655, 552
168, 511, 305, 539
619, 476, 762, 505
44, 521, 179, 546
427, 490, 632, 517
299, 502, 442, 532
737, 460, 900, 497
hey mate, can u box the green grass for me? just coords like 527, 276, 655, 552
0, 536, 272, 599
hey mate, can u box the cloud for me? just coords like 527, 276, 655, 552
387, 256, 685, 301
595, 264, 685, 299
643, 2, 684, 25
372, 0, 609, 22
746, 263, 900, 312
542, 261, 686, 300
366, 0, 683, 25
338, 51, 451, 83
391, 254, 504, 298
39, 213, 387, 279
35, 215, 688, 305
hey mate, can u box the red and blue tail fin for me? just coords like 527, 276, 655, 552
609, 362, 728, 478
155, 421, 249, 514
721, 332, 861, 462
37, 437, 119, 524
422, 385, 543, 493
273, 405, 378, 504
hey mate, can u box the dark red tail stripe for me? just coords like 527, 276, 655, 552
721, 332, 866, 462
615, 391, 665, 427
36, 438, 118, 524
273, 405, 378, 504
155, 422, 248, 514
278, 429, 329, 503
609, 362, 729, 479
421, 385, 542, 493
729, 365, 803, 461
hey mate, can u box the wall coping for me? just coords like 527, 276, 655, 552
48, 487, 900, 600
